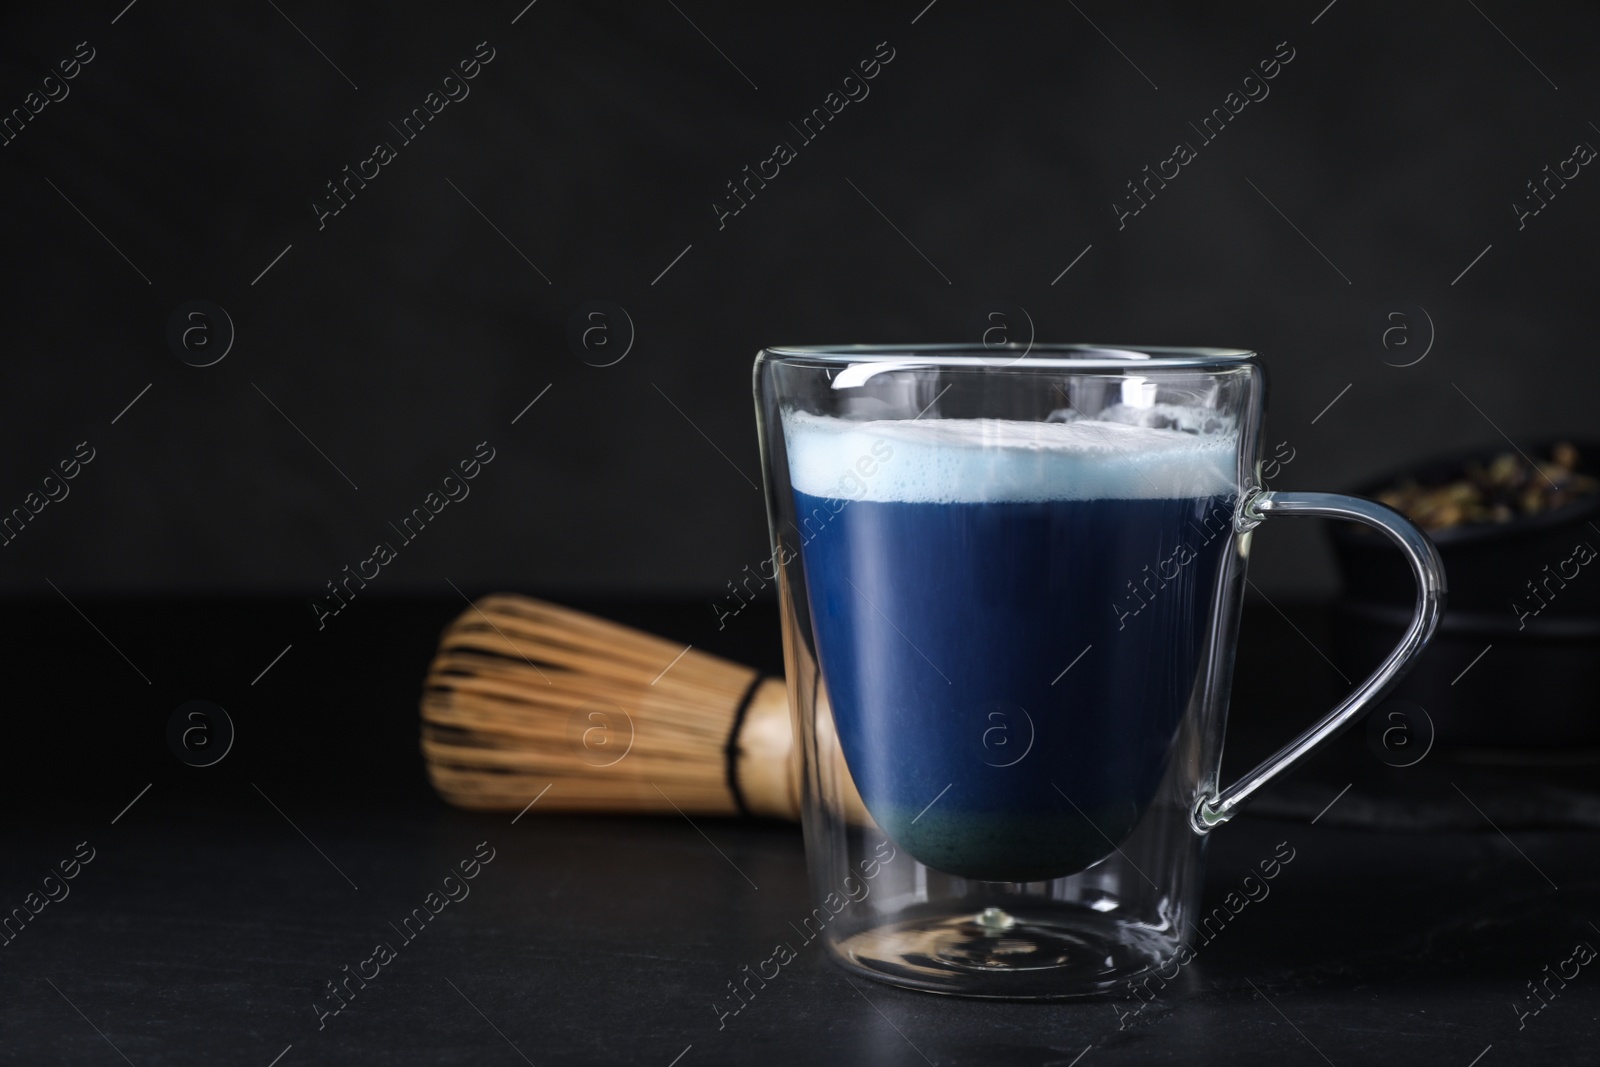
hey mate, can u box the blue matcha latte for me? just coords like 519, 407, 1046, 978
785, 408, 1238, 882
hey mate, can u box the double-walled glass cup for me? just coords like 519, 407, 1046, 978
753, 344, 1444, 999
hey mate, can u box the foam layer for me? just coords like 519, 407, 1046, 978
784, 411, 1239, 502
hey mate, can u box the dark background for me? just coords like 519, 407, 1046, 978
1, 0, 1595, 608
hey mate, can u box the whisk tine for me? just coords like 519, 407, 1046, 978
422, 593, 816, 820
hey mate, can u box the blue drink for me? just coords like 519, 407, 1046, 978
785, 412, 1237, 882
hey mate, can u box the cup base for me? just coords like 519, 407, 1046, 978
829, 900, 1176, 999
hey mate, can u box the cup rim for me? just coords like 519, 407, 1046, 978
759, 343, 1257, 370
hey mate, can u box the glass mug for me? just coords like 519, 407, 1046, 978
752, 344, 1445, 998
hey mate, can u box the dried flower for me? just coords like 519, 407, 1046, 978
1374, 444, 1596, 531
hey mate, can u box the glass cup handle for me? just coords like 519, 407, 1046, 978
1192, 489, 1447, 832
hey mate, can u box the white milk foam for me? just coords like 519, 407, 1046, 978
784, 410, 1239, 503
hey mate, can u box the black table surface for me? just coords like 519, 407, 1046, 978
2, 595, 1596, 1066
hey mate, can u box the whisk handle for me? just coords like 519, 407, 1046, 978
731, 677, 800, 820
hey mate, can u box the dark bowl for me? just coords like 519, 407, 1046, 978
1327, 440, 1600, 751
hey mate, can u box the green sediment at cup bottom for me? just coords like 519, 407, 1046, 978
876, 802, 1144, 883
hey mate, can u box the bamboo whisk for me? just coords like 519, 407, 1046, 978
421, 594, 860, 822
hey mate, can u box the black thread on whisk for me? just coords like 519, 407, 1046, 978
724, 673, 765, 818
